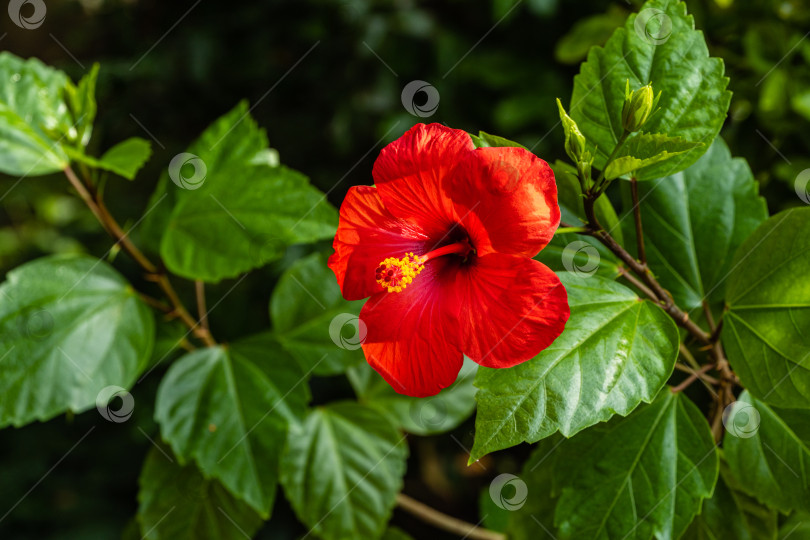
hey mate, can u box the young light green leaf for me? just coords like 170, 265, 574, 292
570, 0, 730, 180
143, 101, 337, 282
470, 272, 678, 461
604, 132, 703, 180
553, 391, 718, 540
137, 447, 264, 540
0, 255, 154, 427
622, 138, 767, 312
347, 357, 477, 436
280, 401, 407, 540
723, 207, 810, 408
724, 391, 810, 513
65, 63, 99, 148
271, 252, 364, 376
0, 52, 76, 176
469, 131, 527, 149
155, 333, 310, 516
96, 137, 152, 180
69, 137, 152, 180
685, 459, 778, 540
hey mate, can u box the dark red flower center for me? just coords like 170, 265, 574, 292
375, 231, 475, 293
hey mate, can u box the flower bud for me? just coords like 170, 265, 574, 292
556, 98, 587, 163
576, 151, 593, 184
622, 82, 656, 132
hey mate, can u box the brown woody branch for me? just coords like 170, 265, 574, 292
64, 166, 216, 347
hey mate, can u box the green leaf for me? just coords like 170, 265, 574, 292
65, 63, 99, 148
551, 160, 624, 246
535, 204, 621, 280
623, 138, 767, 312
280, 401, 408, 540
685, 459, 778, 540
779, 512, 810, 539
479, 488, 509, 533
724, 391, 810, 513
470, 272, 678, 461
149, 318, 189, 369
604, 132, 703, 180
469, 131, 527, 148
143, 102, 337, 282
155, 333, 310, 516
271, 252, 364, 376
554, 7, 627, 64
68, 137, 152, 180
506, 436, 562, 540
137, 447, 263, 540
570, 0, 730, 180
347, 357, 478, 436
553, 391, 718, 540
0, 52, 77, 176
0, 255, 154, 427
542, 162, 623, 281
723, 207, 810, 408
96, 137, 152, 180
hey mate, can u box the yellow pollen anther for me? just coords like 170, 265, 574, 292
375, 252, 425, 293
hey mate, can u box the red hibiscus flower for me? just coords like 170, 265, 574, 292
328, 123, 570, 397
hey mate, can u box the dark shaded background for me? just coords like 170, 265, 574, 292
1, 0, 809, 537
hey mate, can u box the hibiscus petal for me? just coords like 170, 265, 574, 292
454, 254, 569, 368
328, 185, 428, 301
372, 123, 474, 238
360, 259, 463, 397
447, 147, 560, 257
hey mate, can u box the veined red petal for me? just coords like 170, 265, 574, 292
372, 123, 474, 238
328, 185, 428, 301
453, 254, 569, 368
360, 259, 463, 397
447, 146, 560, 257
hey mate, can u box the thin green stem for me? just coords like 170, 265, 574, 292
556, 226, 588, 235
593, 130, 630, 192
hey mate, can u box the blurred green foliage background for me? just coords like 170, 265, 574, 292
1, 0, 808, 537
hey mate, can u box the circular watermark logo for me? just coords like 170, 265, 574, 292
169, 153, 207, 190
561, 240, 600, 277
96, 386, 135, 423
489, 473, 528, 511
329, 313, 367, 350
18, 308, 53, 340
401, 80, 440, 118
723, 401, 760, 438
8, 0, 46, 29
795, 168, 810, 204
635, 8, 672, 46
409, 397, 448, 431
